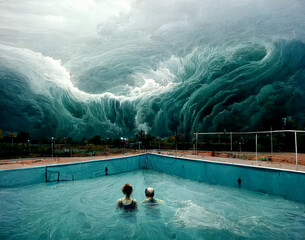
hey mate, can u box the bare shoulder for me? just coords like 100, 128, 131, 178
134, 199, 139, 209
116, 198, 122, 209
156, 198, 163, 202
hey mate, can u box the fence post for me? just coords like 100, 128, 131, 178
196, 133, 198, 155
270, 127, 273, 157
255, 133, 257, 165
295, 131, 298, 170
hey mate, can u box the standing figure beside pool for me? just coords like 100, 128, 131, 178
116, 183, 138, 211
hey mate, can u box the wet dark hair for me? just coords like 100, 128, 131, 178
122, 183, 133, 197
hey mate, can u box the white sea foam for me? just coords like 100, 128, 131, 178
0, 42, 183, 102
174, 200, 222, 229
0, 44, 127, 102
173, 200, 248, 237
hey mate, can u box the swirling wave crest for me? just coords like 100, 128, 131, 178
1, 0, 305, 139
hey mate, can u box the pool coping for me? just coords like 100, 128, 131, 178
0, 152, 304, 175
147, 153, 305, 175
0, 154, 147, 173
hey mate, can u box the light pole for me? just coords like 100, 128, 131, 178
230, 132, 233, 151
8, 132, 15, 153
51, 137, 54, 158
11, 137, 14, 153
27, 140, 30, 154
123, 137, 126, 154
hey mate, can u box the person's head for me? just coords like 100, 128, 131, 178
122, 183, 133, 197
145, 187, 155, 198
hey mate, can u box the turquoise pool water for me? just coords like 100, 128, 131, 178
1, 169, 305, 239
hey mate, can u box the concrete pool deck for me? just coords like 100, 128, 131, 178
0, 152, 138, 170
1, 150, 305, 172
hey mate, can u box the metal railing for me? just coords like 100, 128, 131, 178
194, 130, 305, 170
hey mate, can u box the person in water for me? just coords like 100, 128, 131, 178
116, 183, 138, 211
141, 187, 163, 204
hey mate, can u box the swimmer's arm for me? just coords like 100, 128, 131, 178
140, 199, 149, 203
116, 199, 121, 209
156, 198, 163, 203
134, 199, 139, 210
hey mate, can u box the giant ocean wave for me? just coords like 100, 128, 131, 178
0, 0, 305, 139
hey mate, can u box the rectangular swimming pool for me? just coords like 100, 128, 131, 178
1, 169, 305, 239
1, 154, 305, 203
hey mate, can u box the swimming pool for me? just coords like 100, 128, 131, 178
1, 169, 305, 239
2, 153, 304, 202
